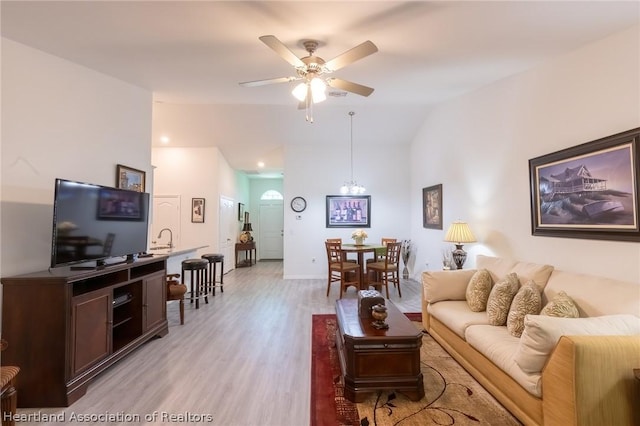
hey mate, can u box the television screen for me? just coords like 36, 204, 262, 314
51, 178, 150, 268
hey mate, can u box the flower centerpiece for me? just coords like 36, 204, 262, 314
351, 229, 368, 245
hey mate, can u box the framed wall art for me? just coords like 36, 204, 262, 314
326, 195, 371, 228
116, 164, 145, 192
238, 202, 245, 221
192, 198, 205, 223
423, 184, 443, 229
529, 128, 639, 242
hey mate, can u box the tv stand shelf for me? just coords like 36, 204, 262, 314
1, 256, 169, 408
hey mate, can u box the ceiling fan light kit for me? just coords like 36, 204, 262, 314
240, 35, 378, 122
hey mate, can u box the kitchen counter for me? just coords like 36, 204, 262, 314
149, 245, 209, 275
149, 245, 208, 257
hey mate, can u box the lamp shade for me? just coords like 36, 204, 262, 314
242, 223, 253, 232
444, 221, 476, 244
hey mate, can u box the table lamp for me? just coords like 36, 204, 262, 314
240, 222, 253, 243
444, 221, 476, 269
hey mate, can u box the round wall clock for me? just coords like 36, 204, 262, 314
290, 196, 307, 212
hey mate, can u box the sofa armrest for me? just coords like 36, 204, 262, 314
542, 335, 640, 426
421, 269, 476, 330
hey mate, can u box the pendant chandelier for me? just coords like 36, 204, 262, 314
340, 111, 366, 195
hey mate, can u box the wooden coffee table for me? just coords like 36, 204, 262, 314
335, 298, 424, 403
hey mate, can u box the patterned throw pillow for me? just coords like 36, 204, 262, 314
540, 291, 579, 318
465, 269, 493, 312
486, 272, 520, 326
506, 280, 542, 337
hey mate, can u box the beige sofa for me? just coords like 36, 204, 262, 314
421, 255, 640, 426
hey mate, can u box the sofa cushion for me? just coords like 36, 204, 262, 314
509, 261, 554, 292
423, 269, 476, 303
515, 314, 640, 374
543, 270, 640, 317
476, 255, 517, 283
507, 281, 542, 337
540, 290, 579, 318
428, 301, 491, 338
486, 273, 520, 326
465, 269, 493, 312
465, 325, 542, 397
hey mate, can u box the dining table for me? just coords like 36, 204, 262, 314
340, 243, 386, 289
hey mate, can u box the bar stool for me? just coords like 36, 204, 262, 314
181, 259, 209, 309
201, 253, 224, 295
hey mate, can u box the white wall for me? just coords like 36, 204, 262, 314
152, 147, 234, 258
410, 25, 640, 282
284, 142, 411, 279
1, 39, 152, 276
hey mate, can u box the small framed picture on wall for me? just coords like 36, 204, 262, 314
192, 198, 205, 223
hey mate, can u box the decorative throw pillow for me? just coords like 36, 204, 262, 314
506, 280, 542, 337
465, 269, 493, 312
540, 291, 579, 318
515, 314, 640, 374
486, 272, 520, 326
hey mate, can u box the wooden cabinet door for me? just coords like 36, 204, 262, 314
71, 288, 112, 376
144, 272, 166, 331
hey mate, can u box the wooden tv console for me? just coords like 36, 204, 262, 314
1, 256, 168, 407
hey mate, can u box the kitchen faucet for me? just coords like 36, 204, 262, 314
157, 228, 173, 248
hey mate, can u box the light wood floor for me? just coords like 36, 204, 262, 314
17, 260, 422, 426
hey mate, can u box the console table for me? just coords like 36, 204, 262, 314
1, 257, 168, 407
235, 242, 256, 268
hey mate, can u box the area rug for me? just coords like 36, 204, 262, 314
310, 313, 522, 426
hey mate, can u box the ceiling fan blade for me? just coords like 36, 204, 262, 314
239, 76, 299, 87
324, 40, 378, 71
259, 35, 306, 68
327, 78, 375, 97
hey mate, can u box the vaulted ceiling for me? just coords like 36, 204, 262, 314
2, 1, 638, 176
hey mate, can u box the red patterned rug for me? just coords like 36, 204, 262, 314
310, 313, 521, 426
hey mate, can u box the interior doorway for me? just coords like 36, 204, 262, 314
219, 196, 235, 273
152, 195, 181, 248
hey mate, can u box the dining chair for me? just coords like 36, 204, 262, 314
367, 241, 402, 298
366, 237, 397, 265
326, 238, 356, 263
166, 273, 188, 324
325, 241, 360, 298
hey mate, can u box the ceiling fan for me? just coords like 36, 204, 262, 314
239, 35, 378, 122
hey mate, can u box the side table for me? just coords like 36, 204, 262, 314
235, 242, 256, 268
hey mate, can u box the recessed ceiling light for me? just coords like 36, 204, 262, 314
160, 136, 170, 144
257, 161, 265, 168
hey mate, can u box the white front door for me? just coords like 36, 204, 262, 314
152, 195, 181, 248
259, 201, 284, 259
219, 196, 235, 272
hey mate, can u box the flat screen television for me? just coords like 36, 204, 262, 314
51, 178, 150, 269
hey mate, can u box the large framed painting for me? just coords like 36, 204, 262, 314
529, 128, 639, 242
326, 195, 371, 228
423, 184, 443, 229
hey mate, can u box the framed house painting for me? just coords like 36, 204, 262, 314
423, 184, 443, 229
192, 198, 205, 223
116, 164, 145, 192
326, 195, 371, 228
529, 128, 639, 242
